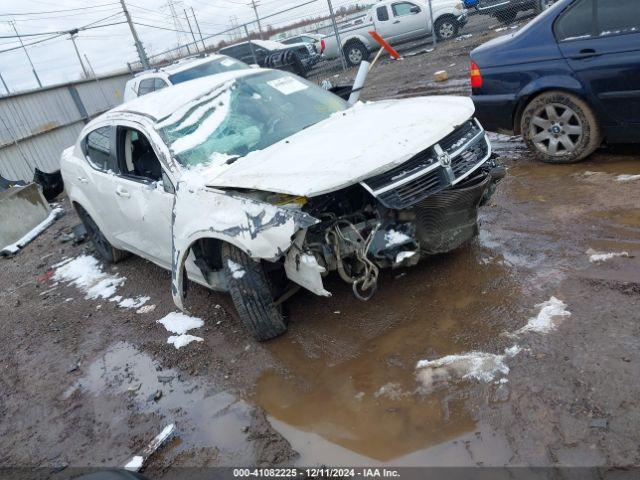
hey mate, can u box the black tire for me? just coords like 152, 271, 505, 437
343, 41, 369, 67
221, 242, 287, 341
496, 9, 518, 24
75, 204, 129, 263
434, 16, 459, 41
520, 90, 602, 164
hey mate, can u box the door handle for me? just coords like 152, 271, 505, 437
115, 186, 130, 198
77, 176, 89, 184
393, 20, 400, 24
574, 48, 598, 58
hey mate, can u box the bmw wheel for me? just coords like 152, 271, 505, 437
521, 91, 602, 164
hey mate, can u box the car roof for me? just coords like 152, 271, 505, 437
131, 54, 232, 80
221, 39, 285, 51
109, 68, 266, 121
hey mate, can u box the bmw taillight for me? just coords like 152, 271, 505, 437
320, 39, 326, 53
470, 61, 483, 88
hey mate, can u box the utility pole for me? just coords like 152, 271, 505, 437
183, 9, 199, 52
9, 21, 42, 88
249, 0, 264, 40
119, 0, 150, 69
68, 30, 90, 79
0, 72, 9, 95
191, 7, 206, 51
326, 0, 347, 70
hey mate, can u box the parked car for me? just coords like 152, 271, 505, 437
323, 0, 468, 66
281, 33, 326, 55
219, 39, 320, 78
123, 54, 249, 102
475, 0, 557, 24
470, 0, 640, 163
61, 68, 503, 341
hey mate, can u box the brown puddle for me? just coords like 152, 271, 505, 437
253, 244, 526, 464
66, 342, 254, 463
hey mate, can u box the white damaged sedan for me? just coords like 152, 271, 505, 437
61, 68, 503, 340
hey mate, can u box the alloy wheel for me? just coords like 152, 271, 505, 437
529, 103, 583, 156
439, 22, 455, 39
348, 47, 363, 64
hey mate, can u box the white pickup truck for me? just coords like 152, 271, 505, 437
323, 0, 468, 66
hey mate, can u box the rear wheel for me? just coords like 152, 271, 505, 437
75, 205, 129, 263
221, 242, 288, 341
343, 41, 369, 67
434, 17, 459, 41
520, 90, 602, 164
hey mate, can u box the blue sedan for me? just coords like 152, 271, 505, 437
470, 0, 640, 163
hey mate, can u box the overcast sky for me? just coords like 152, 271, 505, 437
0, 0, 355, 94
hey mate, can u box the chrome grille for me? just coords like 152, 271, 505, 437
361, 119, 490, 210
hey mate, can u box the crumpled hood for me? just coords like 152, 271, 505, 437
205, 96, 475, 197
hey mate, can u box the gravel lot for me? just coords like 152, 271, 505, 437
1, 14, 640, 476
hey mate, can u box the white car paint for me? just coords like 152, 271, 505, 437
322, 0, 467, 61
123, 54, 249, 102
61, 68, 486, 314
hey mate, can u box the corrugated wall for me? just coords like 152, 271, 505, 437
0, 73, 130, 182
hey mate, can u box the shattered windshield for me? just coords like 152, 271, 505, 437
168, 57, 249, 84
156, 70, 348, 167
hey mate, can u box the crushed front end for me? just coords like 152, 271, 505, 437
285, 117, 504, 300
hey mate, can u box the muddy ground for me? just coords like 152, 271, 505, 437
1, 13, 640, 477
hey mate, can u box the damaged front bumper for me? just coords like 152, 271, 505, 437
285, 118, 504, 300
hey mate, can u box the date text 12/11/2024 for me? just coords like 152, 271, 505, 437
233, 468, 401, 478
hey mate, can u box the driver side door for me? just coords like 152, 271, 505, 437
109, 122, 175, 268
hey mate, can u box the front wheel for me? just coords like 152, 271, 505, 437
520, 90, 602, 164
343, 41, 369, 67
221, 242, 288, 341
434, 17, 459, 41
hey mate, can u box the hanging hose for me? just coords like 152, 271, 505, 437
325, 219, 381, 301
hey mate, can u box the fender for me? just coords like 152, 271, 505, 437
170, 182, 317, 312
517, 74, 586, 100
341, 34, 371, 50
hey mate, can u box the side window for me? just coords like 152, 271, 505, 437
596, 0, 640, 36
555, 0, 595, 41
392, 2, 420, 16
154, 78, 168, 90
116, 127, 163, 182
377, 6, 390, 21
84, 127, 112, 171
137, 78, 155, 96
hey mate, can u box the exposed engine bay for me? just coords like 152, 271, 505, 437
282, 118, 505, 301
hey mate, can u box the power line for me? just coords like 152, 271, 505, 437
0, 3, 120, 16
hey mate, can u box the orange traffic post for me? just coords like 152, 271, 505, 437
368, 31, 401, 60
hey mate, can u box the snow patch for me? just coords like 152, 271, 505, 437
157, 312, 204, 350
167, 334, 204, 349
1, 207, 63, 255
374, 383, 408, 400
514, 297, 571, 335
157, 312, 204, 335
587, 249, 630, 263
124, 456, 144, 472
227, 259, 246, 279
415, 346, 521, 391
53, 255, 125, 300
136, 304, 157, 314
385, 229, 411, 248
616, 174, 640, 182
396, 250, 417, 263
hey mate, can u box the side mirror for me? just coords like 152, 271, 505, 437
410, 6, 420, 13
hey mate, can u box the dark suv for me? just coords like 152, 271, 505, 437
475, 0, 557, 24
470, 0, 640, 163
219, 39, 320, 78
